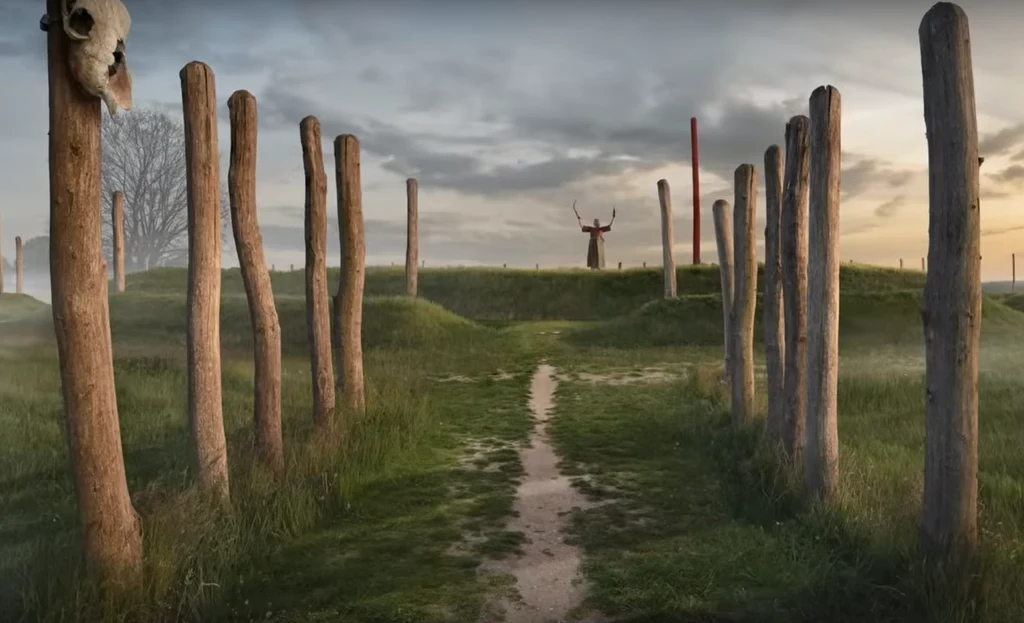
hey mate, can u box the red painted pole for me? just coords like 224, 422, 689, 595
690, 117, 701, 264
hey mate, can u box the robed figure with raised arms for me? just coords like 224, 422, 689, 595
574, 201, 615, 270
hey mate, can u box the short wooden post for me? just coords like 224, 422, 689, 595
228, 90, 283, 473
731, 164, 758, 426
301, 116, 335, 429
643, 261, 646, 268
45, 0, 142, 581
762, 145, 786, 445
712, 199, 734, 381
15, 236, 22, 294
922, 257, 926, 272
658, 179, 677, 298
781, 116, 811, 463
618, 261, 622, 269
112, 191, 125, 293
289, 263, 294, 271
805, 85, 842, 501
1013, 253, 1016, 292
181, 61, 229, 502
919, 1, 981, 571
406, 178, 419, 296
335, 135, 366, 413
0, 218, 4, 294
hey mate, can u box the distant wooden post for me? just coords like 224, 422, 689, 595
335, 135, 366, 413
301, 116, 335, 429
762, 145, 786, 445
181, 61, 230, 503
691, 117, 701, 264
503, 263, 506, 268
805, 85, 842, 501
731, 164, 758, 426
657, 179, 677, 298
712, 200, 734, 381
1013, 253, 1016, 292
922, 257, 926, 272
15, 236, 22, 294
112, 191, 125, 293
900, 258, 904, 270
919, 1, 981, 571
406, 178, 419, 296
643, 261, 646, 268
45, 0, 142, 582
781, 116, 810, 463
536, 263, 539, 270
618, 261, 622, 269
289, 263, 294, 271
228, 90, 283, 473
0, 218, 4, 294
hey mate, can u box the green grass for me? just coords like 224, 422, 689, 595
2, 262, 1022, 622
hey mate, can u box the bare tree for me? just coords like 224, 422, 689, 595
101, 107, 229, 271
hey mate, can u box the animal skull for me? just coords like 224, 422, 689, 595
52, 0, 133, 115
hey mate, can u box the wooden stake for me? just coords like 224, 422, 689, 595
335, 135, 366, 413
228, 90, 283, 473
805, 85, 842, 501
406, 178, 419, 296
657, 179, 677, 298
919, 1, 981, 571
712, 199, 734, 381
731, 164, 758, 426
762, 145, 786, 445
46, 0, 141, 581
781, 116, 810, 463
112, 191, 125, 293
15, 236, 22, 294
300, 116, 335, 429
181, 61, 229, 502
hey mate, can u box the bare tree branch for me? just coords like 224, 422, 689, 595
101, 107, 230, 271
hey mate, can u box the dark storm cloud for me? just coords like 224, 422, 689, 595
979, 122, 1024, 158
874, 195, 906, 219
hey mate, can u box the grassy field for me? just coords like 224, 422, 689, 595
1, 264, 1022, 622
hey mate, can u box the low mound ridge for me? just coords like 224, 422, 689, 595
127, 264, 927, 321
569, 290, 1024, 348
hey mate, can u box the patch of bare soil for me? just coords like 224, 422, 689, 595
480, 363, 605, 623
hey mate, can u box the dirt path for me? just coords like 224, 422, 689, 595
483, 363, 600, 623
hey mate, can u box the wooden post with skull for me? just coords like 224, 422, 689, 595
40, 0, 142, 583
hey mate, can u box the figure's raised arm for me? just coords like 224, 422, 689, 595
600, 206, 615, 232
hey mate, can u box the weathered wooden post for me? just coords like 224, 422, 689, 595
228, 90, 283, 473
618, 261, 622, 269
657, 179, 677, 298
762, 145, 786, 444
406, 178, 419, 296
691, 117, 701, 265
1013, 253, 1016, 292
731, 164, 758, 425
805, 85, 842, 501
713, 199, 734, 381
919, 1, 981, 571
335, 135, 366, 413
900, 258, 904, 270
301, 116, 335, 429
643, 261, 647, 268
43, 0, 142, 583
922, 257, 926, 272
181, 61, 229, 502
15, 236, 23, 294
0, 218, 4, 295
112, 191, 125, 293
781, 116, 810, 463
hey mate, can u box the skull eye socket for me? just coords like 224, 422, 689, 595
108, 40, 125, 76
67, 7, 94, 38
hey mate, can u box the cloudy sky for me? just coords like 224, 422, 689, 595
1, 0, 1023, 280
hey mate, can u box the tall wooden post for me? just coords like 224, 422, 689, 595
781, 116, 810, 464
45, 0, 142, 582
712, 199, 734, 380
805, 85, 842, 502
15, 236, 22, 294
301, 116, 335, 429
181, 61, 229, 503
228, 90, 283, 473
691, 117, 701, 265
731, 164, 758, 426
657, 179, 677, 298
762, 145, 786, 445
919, 1, 981, 571
335, 135, 366, 413
406, 178, 419, 296
112, 191, 125, 293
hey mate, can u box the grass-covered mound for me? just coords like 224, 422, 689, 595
568, 290, 1024, 349
126, 264, 927, 322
